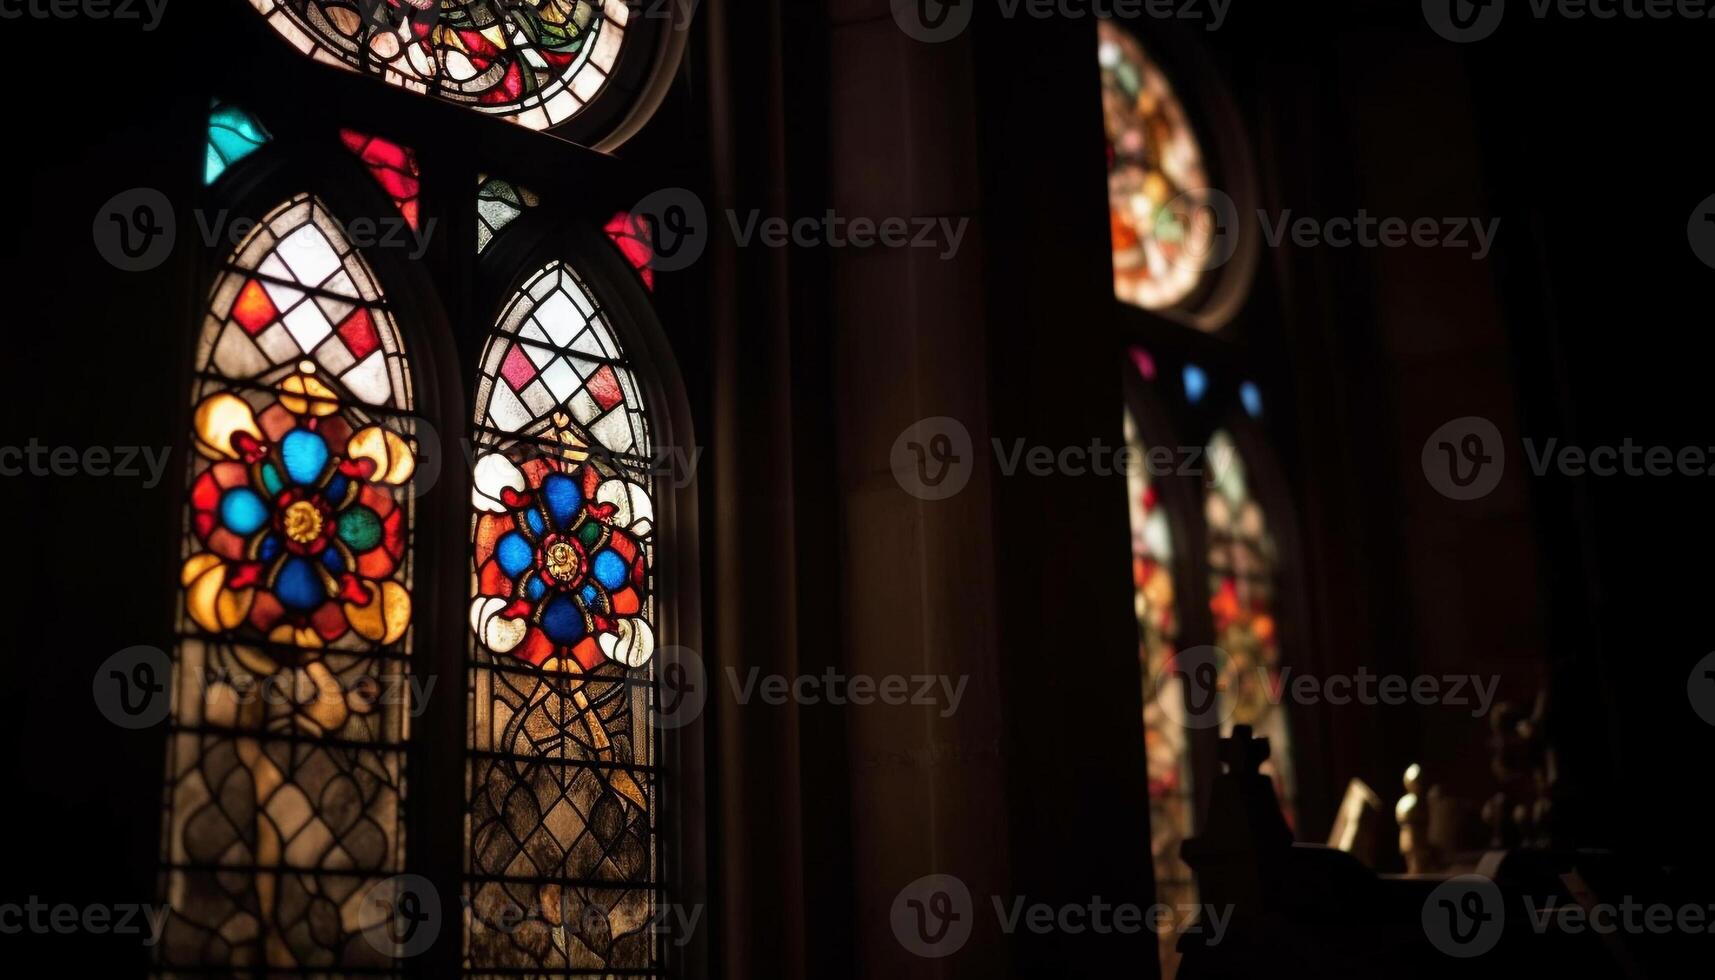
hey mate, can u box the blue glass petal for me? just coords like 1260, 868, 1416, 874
580, 584, 599, 606
525, 577, 547, 601
219, 488, 269, 535
257, 534, 283, 562
592, 549, 628, 589
1240, 381, 1264, 419
540, 595, 586, 644
1183, 363, 1209, 406
280, 430, 331, 486
260, 462, 284, 497
524, 506, 547, 538
324, 473, 351, 506
541, 473, 583, 528
321, 547, 347, 575
275, 558, 324, 611
496, 532, 535, 577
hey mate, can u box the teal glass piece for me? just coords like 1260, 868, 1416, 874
206, 101, 271, 185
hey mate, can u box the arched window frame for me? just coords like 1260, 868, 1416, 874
1104, 17, 1320, 974
463, 199, 706, 977
1120, 348, 1318, 971
161, 117, 461, 972
160, 6, 706, 973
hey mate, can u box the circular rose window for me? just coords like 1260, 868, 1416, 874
250, 0, 642, 132
1098, 21, 1216, 313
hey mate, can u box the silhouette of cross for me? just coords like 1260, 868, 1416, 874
1220, 724, 1272, 775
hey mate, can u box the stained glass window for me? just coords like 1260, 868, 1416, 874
1124, 410, 1194, 979
477, 174, 541, 255
160, 193, 420, 971
466, 260, 661, 973
207, 100, 271, 185
1098, 20, 1212, 313
250, 1, 633, 131
342, 129, 422, 230
1205, 430, 1296, 827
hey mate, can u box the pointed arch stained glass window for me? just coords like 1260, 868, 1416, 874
160, 193, 420, 971
1205, 430, 1296, 826
466, 261, 661, 972
1098, 20, 1212, 312
1124, 410, 1194, 979
250, 0, 633, 131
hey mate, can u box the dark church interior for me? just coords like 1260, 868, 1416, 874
3, 0, 1714, 976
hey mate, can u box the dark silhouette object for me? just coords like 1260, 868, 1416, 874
1484, 692, 1557, 851
1173, 727, 1659, 979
